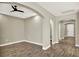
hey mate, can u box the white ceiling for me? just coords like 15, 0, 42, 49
37, 2, 79, 16
0, 3, 37, 19
0, 2, 79, 18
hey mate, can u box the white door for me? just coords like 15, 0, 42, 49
66, 24, 75, 37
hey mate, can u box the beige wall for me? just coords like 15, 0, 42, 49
19, 3, 53, 49
0, 14, 43, 46
0, 14, 25, 44
76, 12, 79, 46
0, 14, 43, 45
24, 16, 42, 45
59, 22, 65, 39
50, 19, 53, 40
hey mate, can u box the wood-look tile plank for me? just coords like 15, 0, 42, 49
0, 37, 79, 57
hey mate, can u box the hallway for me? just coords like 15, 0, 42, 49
0, 37, 79, 57
51, 37, 76, 57
45, 37, 79, 57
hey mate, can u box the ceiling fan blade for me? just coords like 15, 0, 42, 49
17, 10, 24, 13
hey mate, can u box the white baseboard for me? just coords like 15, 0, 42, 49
42, 44, 50, 50
0, 40, 42, 47
0, 40, 50, 50
75, 44, 79, 47
24, 40, 42, 46
52, 41, 59, 45
0, 40, 25, 46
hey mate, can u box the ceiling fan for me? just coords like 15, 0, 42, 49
10, 5, 24, 13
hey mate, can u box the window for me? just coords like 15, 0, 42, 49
66, 23, 75, 37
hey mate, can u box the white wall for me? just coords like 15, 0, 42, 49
24, 16, 42, 45
0, 14, 25, 45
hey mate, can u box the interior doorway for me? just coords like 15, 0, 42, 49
59, 20, 75, 40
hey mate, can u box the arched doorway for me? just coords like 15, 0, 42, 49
59, 20, 75, 40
